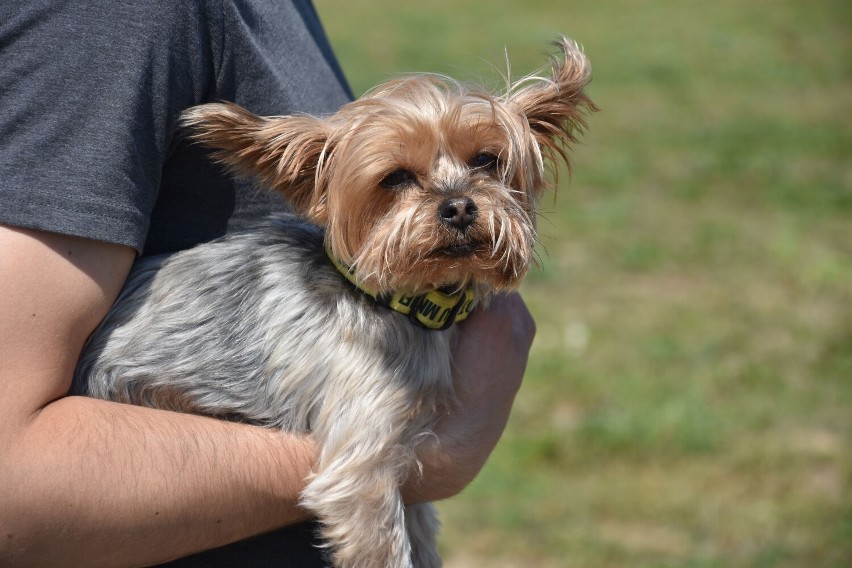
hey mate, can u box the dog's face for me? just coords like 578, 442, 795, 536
182, 38, 595, 296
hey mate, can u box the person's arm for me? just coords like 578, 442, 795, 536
0, 226, 534, 567
0, 226, 316, 567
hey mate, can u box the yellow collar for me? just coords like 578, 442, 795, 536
327, 249, 476, 330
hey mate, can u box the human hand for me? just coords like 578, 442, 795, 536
403, 292, 535, 502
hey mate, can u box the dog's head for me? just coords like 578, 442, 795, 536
181, 38, 595, 297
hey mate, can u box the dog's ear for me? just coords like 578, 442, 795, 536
180, 102, 331, 222
507, 37, 598, 170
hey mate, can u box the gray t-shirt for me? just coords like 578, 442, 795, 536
0, 0, 351, 256
0, 0, 351, 565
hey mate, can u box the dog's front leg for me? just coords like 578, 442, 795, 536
303, 464, 410, 568
301, 399, 433, 568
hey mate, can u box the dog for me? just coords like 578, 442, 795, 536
73, 38, 595, 568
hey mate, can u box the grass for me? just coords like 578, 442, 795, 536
315, 1, 852, 566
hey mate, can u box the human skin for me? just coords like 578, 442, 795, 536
0, 225, 533, 567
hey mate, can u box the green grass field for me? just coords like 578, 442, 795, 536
315, 1, 851, 566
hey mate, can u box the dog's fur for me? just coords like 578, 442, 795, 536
73, 38, 594, 568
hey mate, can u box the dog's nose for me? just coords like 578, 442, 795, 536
439, 197, 478, 230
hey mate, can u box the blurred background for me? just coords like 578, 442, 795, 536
314, 1, 851, 566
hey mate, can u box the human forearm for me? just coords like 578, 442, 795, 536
1, 395, 315, 568
0, 227, 311, 565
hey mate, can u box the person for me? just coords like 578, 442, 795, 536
0, 1, 535, 566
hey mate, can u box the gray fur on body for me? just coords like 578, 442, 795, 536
73, 213, 449, 568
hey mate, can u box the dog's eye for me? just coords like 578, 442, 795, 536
380, 169, 416, 189
469, 152, 499, 170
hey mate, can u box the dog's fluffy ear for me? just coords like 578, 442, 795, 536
180, 102, 330, 222
507, 37, 598, 170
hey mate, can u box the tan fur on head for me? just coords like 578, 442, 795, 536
181, 37, 596, 297
504, 37, 598, 174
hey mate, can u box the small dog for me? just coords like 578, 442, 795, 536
73, 38, 594, 568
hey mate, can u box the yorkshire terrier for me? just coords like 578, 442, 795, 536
73, 38, 595, 568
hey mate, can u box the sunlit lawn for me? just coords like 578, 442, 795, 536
316, 1, 851, 566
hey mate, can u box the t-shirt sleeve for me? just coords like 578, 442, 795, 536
0, 1, 217, 252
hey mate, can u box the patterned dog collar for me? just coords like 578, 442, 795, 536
326, 248, 476, 330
